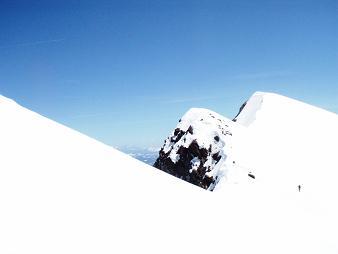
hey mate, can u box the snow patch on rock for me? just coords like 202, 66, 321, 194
154, 108, 235, 190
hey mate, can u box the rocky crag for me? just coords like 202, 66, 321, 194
154, 108, 234, 190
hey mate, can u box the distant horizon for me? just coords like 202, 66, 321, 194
1, 0, 337, 147
1, 90, 337, 151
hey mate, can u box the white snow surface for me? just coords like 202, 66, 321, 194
1, 92, 338, 253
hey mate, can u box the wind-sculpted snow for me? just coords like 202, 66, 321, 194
154, 108, 234, 190
233, 92, 264, 125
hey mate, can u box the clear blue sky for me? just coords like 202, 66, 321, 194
1, 0, 337, 148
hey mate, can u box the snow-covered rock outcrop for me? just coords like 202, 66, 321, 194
154, 108, 234, 190
154, 91, 338, 192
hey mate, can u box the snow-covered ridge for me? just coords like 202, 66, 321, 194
0, 94, 17, 105
231, 91, 338, 192
155, 91, 338, 192
233, 91, 264, 126
235, 91, 338, 126
1, 92, 338, 253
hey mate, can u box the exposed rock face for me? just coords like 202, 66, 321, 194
233, 101, 247, 122
154, 108, 233, 191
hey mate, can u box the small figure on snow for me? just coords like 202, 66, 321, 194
298, 185, 301, 192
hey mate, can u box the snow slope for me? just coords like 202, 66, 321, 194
1, 93, 338, 253
231, 92, 338, 198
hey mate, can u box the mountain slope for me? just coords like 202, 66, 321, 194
1, 93, 338, 253
230, 92, 338, 197
0, 95, 208, 253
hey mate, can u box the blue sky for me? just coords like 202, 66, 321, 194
0, 0, 337, 148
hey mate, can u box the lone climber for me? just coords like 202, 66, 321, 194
298, 185, 301, 192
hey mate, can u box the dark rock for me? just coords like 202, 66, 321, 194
212, 152, 221, 163
170, 128, 185, 143
248, 173, 255, 179
233, 101, 247, 121
154, 139, 216, 190
187, 125, 194, 134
